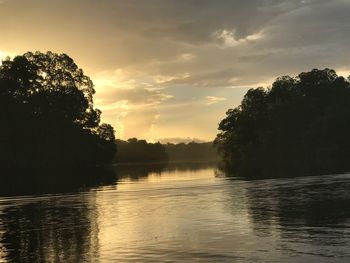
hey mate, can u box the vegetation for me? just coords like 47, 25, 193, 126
215, 68, 350, 177
164, 142, 219, 161
0, 51, 116, 168
114, 139, 219, 164
115, 138, 168, 163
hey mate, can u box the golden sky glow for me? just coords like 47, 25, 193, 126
1, 0, 350, 142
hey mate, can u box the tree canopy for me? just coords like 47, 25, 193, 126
215, 68, 350, 177
0, 51, 116, 167
115, 139, 168, 163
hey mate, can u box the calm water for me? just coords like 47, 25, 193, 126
1, 163, 350, 262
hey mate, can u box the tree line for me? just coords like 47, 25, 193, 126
115, 138, 168, 163
114, 139, 219, 163
164, 142, 219, 162
215, 68, 350, 178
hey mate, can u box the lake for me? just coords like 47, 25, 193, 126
1, 162, 350, 262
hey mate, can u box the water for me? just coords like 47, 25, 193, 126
1, 163, 350, 262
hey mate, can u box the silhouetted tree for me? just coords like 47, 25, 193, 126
0, 51, 116, 168
215, 68, 350, 177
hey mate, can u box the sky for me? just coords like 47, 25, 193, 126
1, 0, 350, 142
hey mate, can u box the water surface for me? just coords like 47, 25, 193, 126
1, 163, 350, 262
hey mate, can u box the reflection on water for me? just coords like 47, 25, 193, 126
0, 167, 117, 196
0, 194, 99, 262
1, 163, 350, 262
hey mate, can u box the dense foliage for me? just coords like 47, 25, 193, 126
215, 69, 350, 177
164, 142, 219, 161
0, 51, 116, 167
115, 138, 168, 163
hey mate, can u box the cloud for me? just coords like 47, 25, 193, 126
90, 70, 173, 140
158, 137, 207, 144
213, 29, 264, 47
206, 96, 227, 105
95, 87, 172, 107
118, 107, 160, 141
3, 1, 347, 85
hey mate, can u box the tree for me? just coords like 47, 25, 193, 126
215, 68, 350, 177
0, 51, 116, 167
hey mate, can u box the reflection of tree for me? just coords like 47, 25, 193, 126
0, 167, 118, 262
165, 161, 219, 172
241, 175, 350, 244
0, 193, 99, 262
0, 167, 117, 196
116, 161, 218, 181
116, 163, 168, 181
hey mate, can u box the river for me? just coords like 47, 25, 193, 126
0, 162, 350, 262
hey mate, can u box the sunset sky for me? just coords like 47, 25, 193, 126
1, 0, 350, 142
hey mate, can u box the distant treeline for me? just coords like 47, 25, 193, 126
164, 142, 219, 161
114, 139, 219, 164
115, 138, 168, 163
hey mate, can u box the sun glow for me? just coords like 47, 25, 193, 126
0, 50, 16, 63
337, 68, 350, 78
0, 51, 8, 63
